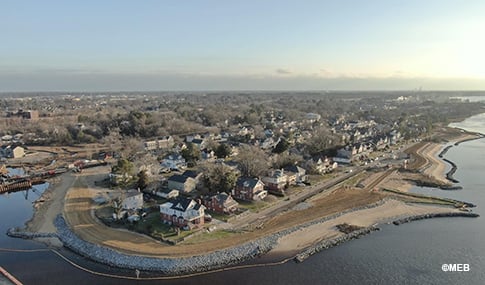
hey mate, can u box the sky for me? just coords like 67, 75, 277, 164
1, 0, 485, 91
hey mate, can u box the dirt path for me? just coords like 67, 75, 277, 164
26, 173, 77, 233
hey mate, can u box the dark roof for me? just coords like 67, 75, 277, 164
182, 170, 199, 178
192, 138, 204, 144
214, 192, 230, 204
170, 197, 193, 211
236, 177, 262, 189
168, 174, 190, 183
170, 197, 202, 211
284, 165, 305, 174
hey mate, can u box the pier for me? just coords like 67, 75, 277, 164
0, 266, 23, 285
0, 178, 46, 194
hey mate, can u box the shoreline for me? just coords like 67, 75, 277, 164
7, 199, 478, 276
5, 127, 482, 276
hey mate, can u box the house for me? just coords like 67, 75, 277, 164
144, 136, 174, 151
182, 170, 202, 180
305, 156, 337, 174
233, 177, 267, 201
159, 197, 205, 228
284, 165, 307, 183
161, 154, 186, 170
156, 188, 179, 199
182, 170, 203, 189
6, 109, 39, 120
333, 148, 353, 164
167, 174, 196, 193
262, 169, 288, 195
203, 192, 239, 214
305, 113, 321, 123
191, 138, 206, 150
121, 191, 144, 210
389, 130, 402, 145
0, 145, 25, 158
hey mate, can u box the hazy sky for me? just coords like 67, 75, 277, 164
1, 0, 484, 91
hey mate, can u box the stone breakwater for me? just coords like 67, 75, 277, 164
6, 228, 57, 239
54, 215, 274, 275
6, 198, 479, 274
49, 199, 392, 275
294, 226, 380, 263
392, 212, 479, 225
443, 158, 459, 184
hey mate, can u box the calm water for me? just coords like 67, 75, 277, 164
1, 115, 485, 285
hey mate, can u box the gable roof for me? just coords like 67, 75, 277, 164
236, 177, 263, 189
170, 197, 193, 211
168, 174, 190, 183
213, 192, 230, 204
182, 170, 200, 179
284, 165, 305, 174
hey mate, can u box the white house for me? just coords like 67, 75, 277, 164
161, 154, 187, 170
159, 197, 205, 228
122, 191, 144, 210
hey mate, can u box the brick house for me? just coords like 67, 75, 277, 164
203, 192, 239, 214
159, 197, 205, 228
232, 177, 267, 201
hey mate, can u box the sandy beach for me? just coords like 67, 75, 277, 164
421, 143, 449, 184
268, 199, 459, 257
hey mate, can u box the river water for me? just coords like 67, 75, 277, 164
1, 115, 485, 285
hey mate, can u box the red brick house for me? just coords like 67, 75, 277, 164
203, 192, 239, 214
232, 177, 267, 201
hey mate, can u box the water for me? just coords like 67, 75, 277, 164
1, 115, 485, 284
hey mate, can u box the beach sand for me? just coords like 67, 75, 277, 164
268, 199, 459, 257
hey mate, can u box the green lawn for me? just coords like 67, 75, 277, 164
207, 211, 232, 222
238, 200, 269, 213
132, 212, 194, 241
182, 229, 235, 244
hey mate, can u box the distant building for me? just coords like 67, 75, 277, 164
6, 109, 39, 120
305, 113, 321, 123
0, 145, 25, 158
144, 136, 174, 151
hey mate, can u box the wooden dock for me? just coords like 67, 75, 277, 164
0, 177, 45, 194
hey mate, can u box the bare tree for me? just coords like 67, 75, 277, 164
271, 152, 303, 169
306, 126, 340, 155
199, 162, 238, 193
235, 145, 269, 177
